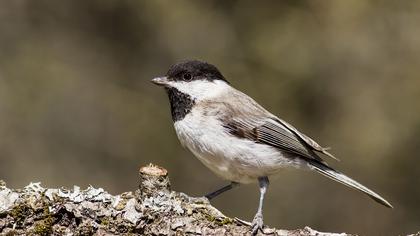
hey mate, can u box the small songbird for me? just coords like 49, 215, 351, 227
152, 60, 392, 235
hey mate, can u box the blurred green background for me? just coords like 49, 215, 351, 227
0, 1, 419, 235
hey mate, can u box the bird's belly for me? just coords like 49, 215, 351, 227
174, 117, 304, 184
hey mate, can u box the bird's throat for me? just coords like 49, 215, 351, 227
165, 87, 195, 122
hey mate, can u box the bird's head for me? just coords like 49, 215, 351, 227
152, 60, 230, 101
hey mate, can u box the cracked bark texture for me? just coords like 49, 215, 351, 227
0, 164, 411, 236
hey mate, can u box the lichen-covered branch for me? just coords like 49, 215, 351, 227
0, 164, 380, 235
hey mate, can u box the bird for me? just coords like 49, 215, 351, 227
151, 60, 392, 235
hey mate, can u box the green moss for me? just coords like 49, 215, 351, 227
204, 212, 216, 222
100, 217, 110, 226
10, 204, 32, 226
32, 207, 54, 236
218, 217, 233, 225
32, 218, 53, 236
203, 211, 233, 226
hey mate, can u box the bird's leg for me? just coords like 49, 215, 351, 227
252, 176, 269, 235
205, 182, 239, 200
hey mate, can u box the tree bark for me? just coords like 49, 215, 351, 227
0, 164, 411, 235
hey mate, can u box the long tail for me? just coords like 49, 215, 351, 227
308, 160, 393, 208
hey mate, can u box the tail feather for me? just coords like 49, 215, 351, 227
308, 160, 393, 208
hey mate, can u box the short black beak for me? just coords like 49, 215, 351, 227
151, 76, 169, 86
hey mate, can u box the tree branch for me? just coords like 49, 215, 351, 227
0, 164, 407, 235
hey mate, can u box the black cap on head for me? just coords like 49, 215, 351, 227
166, 60, 228, 83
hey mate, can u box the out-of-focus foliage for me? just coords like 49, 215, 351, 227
0, 1, 419, 235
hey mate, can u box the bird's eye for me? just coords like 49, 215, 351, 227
183, 73, 192, 81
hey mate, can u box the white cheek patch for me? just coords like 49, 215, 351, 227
168, 79, 229, 101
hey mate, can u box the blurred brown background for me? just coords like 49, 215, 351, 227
0, 1, 419, 235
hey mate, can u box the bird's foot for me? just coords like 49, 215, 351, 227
251, 212, 264, 235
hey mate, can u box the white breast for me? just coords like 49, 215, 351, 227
173, 109, 304, 184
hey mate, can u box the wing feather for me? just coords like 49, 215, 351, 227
223, 118, 326, 164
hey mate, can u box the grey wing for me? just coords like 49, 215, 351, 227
223, 117, 335, 164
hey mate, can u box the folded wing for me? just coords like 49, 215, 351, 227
223, 117, 332, 164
